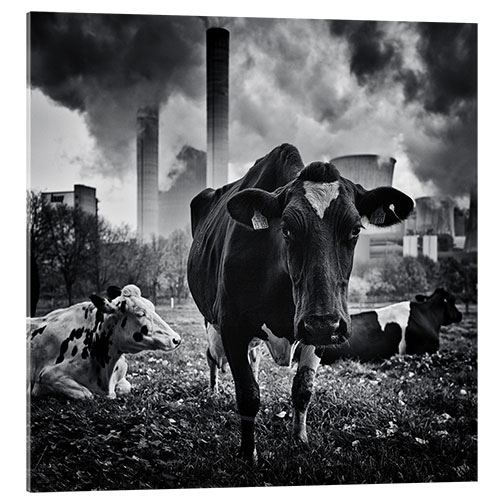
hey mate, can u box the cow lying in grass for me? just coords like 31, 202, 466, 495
205, 288, 462, 391
28, 284, 181, 399
318, 287, 463, 363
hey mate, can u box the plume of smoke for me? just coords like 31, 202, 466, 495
327, 19, 477, 196
162, 145, 206, 191
29, 12, 206, 177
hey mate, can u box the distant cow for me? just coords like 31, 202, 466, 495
319, 288, 463, 363
28, 285, 181, 399
187, 143, 413, 462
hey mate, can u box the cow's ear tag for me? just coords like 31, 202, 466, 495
251, 210, 269, 230
370, 206, 386, 225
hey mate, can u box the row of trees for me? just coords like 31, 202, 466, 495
28, 190, 477, 311
349, 255, 477, 311
28, 191, 191, 307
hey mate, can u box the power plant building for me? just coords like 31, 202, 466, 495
331, 154, 404, 267
158, 147, 206, 236
206, 27, 229, 189
137, 106, 159, 242
42, 184, 98, 216
332, 154, 395, 190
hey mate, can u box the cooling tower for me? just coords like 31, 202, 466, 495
137, 106, 159, 241
206, 27, 229, 189
415, 196, 456, 237
330, 154, 395, 190
464, 186, 477, 253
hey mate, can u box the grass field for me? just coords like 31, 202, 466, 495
28, 301, 477, 491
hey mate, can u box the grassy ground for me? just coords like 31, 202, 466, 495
28, 302, 477, 491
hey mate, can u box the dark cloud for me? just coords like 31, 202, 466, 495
410, 22, 477, 114
329, 19, 477, 116
30, 13, 477, 201
29, 13, 205, 110
328, 19, 477, 196
29, 12, 206, 174
329, 20, 400, 88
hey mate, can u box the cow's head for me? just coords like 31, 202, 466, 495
227, 161, 414, 346
90, 285, 181, 354
408, 288, 462, 354
415, 288, 463, 326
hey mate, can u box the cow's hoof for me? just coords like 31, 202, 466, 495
237, 448, 258, 466
293, 429, 309, 446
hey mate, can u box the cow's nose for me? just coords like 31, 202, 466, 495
300, 315, 347, 345
171, 335, 181, 347
303, 315, 339, 336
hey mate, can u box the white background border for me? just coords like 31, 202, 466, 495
3, 1, 496, 499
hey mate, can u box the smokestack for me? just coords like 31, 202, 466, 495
206, 27, 229, 189
464, 186, 477, 253
137, 106, 159, 241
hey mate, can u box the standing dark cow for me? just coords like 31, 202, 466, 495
320, 288, 463, 363
187, 144, 413, 462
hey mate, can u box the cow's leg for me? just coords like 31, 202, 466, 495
223, 333, 260, 464
206, 347, 219, 391
248, 346, 261, 383
36, 368, 94, 399
291, 344, 322, 444
113, 357, 132, 396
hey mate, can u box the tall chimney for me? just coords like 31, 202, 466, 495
464, 186, 477, 253
137, 105, 159, 242
206, 27, 229, 189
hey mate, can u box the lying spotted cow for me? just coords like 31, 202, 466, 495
319, 288, 463, 363
28, 284, 181, 399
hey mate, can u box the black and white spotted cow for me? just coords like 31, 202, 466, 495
28, 284, 181, 399
187, 143, 413, 462
320, 288, 463, 363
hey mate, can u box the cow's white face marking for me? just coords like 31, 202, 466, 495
260, 323, 294, 366
303, 181, 340, 219
374, 301, 411, 355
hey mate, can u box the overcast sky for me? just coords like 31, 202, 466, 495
28, 13, 477, 229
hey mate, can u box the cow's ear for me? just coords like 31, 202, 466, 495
107, 286, 122, 300
356, 186, 414, 227
90, 295, 116, 314
227, 188, 283, 230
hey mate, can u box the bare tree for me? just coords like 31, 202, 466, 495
163, 228, 192, 302
37, 200, 98, 305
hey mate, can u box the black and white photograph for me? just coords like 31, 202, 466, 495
19, 1, 487, 495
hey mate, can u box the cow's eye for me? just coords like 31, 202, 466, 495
350, 225, 362, 239
137, 310, 146, 317
281, 226, 292, 240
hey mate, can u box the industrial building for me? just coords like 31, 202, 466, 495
331, 154, 405, 267
41, 184, 98, 216
206, 27, 229, 189
158, 147, 206, 236
330, 154, 476, 265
